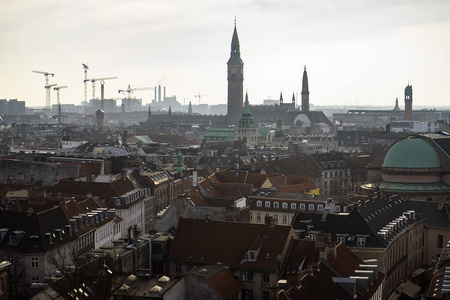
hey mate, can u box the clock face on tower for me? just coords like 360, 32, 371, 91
230, 67, 238, 74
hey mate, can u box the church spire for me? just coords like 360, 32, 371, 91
279, 92, 283, 104
244, 91, 249, 108
301, 65, 310, 112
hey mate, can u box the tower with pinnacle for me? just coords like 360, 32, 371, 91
227, 19, 244, 126
404, 84, 413, 121
235, 92, 257, 146
301, 66, 310, 112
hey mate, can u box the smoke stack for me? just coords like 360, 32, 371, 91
158, 85, 161, 102
154, 87, 157, 102
164, 86, 166, 101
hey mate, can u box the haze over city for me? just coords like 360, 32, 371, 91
1, 0, 449, 108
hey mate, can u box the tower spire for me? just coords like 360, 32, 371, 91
301, 66, 310, 112
227, 19, 244, 126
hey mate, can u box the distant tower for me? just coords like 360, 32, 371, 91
301, 66, 310, 112
279, 92, 283, 105
227, 19, 244, 126
404, 84, 413, 120
147, 105, 151, 120
235, 92, 257, 145
292, 92, 295, 105
168, 105, 172, 116
188, 101, 193, 114
393, 97, 400, 111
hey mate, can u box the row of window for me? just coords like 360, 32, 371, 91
256, 200, 319, 210
255, 200, 346, 213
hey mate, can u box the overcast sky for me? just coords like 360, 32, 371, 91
1, 0, 449, 109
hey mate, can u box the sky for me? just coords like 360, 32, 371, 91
0, 0, 449, 109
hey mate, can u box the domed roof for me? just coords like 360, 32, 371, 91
383, 137, 440, 168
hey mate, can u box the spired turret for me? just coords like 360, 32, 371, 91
227, 20, 244, 126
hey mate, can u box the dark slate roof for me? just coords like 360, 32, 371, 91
0, 205, 76, 254
292, 196, 424, 249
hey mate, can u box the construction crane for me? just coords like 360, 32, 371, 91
118, 84, 154, 99
32, 70, 55, 109
194, 92, 208, 104
54, 85, 68, 124
82, 64, 89, 104
84, 76, 117, 100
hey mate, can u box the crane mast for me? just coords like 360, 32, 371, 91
82, 64, 89, 105
32, 70, 55, 109
54, 85, 68, 124
85, 76, 117, 100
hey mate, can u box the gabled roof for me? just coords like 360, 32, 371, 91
187, 265, 241, 299
169, 218, 295, 271
0, 205, 76, 254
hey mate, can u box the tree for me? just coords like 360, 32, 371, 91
36, 247, 126, 300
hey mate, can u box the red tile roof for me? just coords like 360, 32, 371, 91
169, 218, 296, 271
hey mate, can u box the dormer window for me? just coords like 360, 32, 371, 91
256, 201, 262, 207
30, 235, 39, 248
265, 201, 271, 208
248, 250, 256, 262
357, 236, 367, 247
9, 234, 17, 246
282, 203, 288, 209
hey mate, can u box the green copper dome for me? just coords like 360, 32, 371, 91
383, 137, 440, 168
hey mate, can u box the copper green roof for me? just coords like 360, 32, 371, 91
383, 137, 440, 168
404, 84, 412, 95
362, 181, 450, 193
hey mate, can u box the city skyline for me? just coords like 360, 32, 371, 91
0, 0, 449, 109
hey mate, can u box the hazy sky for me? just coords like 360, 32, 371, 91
1, 0, 449, 109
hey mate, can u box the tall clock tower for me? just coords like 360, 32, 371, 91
227, 21, 244, 126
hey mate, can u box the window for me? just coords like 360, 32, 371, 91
175, 263, 181, 274
250, 212, 253, 221
9, 234, 17, 246
437, 235, 444, 248
335, 206, 341, 213
262, 291, 269, 300
31, 257, 39, 268
309, 234, 316, 241
18, 257, 22, 268
343, 206, 348, 213
152, 243, 163, 254
300, 203, 305, 210
32, 276, 39, 283
242, 270, 253, 282
242, 289, 253, 300
318, 204, 324, 211
262, 272, 269, 283
274, 202, 279, 208
282, 215, 287, 224
256, 213, 261, 222
274, 214, 278, 221
282, 203, 288, 209
265, 201, 271, 208
248, 251, 256, 261
291, 203, 297, 210
357, 237, 366, 246
256, 200, 262, 207
308, 204, 315, 211
337, 236, 346, 244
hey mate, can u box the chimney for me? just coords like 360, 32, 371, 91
286, 272, 301, 288
193, 171, 198, 187
158, 85, 161, 102
154, 87, 157, 102
332, 277, 356, 298
350, 276, 369, 290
